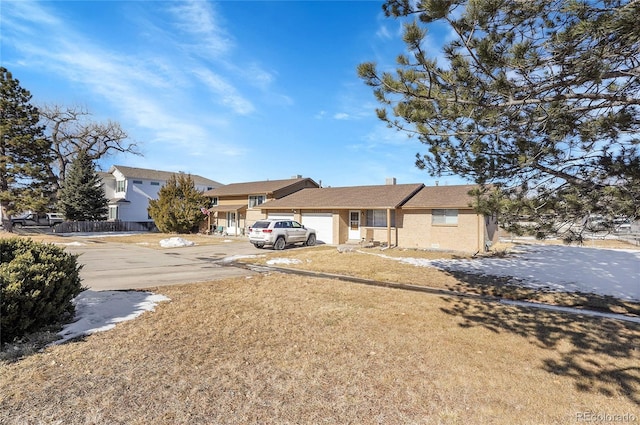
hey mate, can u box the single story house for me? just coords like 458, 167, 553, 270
258, 182, 498, 253
257, 181, 424, 246
202, 176, 319, 235
399, 184, 498, 252
101, 165, 223, 224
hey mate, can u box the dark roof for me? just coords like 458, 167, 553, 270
260, 183, 424, 209
109, 165, 223, 188
203, 178, 318, 197
402, 184, 479, 209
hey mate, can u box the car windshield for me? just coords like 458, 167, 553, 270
251, 221, 271, 229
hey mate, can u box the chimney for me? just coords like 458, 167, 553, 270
292, 174, 302, 179
385, 177, 397, 185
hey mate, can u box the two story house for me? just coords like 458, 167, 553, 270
101, 165, 223, 224
202, 176, 319, 235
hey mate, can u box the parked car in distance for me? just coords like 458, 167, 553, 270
11, 212, 64, 228
248, 219, 316, 250
614, 216, 632, 233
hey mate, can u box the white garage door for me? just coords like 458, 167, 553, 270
301, 213, 333, 244
267, 213, 294, 220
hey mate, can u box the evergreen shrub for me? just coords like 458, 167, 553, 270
0, 238, 84, 345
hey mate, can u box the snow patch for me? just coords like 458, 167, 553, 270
367, 244, 640, 302
266, 258, 303, 265
159, 237, 195, 248
219, 254, 261, 263
55, 241, 86, 247
54, 290, 170, 345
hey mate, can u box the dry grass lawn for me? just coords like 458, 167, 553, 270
1, 231, 639, 423
1, 274, 639, 424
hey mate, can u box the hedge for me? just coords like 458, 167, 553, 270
1, 238, 84, 344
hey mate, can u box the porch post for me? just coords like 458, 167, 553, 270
387, 208, 392, 247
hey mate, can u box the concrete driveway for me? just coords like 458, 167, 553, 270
64, 240, 261, 291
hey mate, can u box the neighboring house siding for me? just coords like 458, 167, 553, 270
246, 194, 271, 226
113, 177, 158, 222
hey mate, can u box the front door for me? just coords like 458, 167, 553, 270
348, 210, 360, 240
226, 212, 237, 235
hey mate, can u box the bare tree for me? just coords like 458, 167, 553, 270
40, 104, 142, 191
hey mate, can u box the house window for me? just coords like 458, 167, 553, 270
108, 206, 118, 220
132, 180, 143, 184
248, 195, 266, 208
116, 180, 126, 193
210, 197, 218, 207
432, 209, 458, 225
151, 182, 160, 186
365, 210, 395, 227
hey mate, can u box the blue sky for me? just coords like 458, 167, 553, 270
2, 0, 464, 187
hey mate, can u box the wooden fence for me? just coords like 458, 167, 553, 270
54, 221, 156, 233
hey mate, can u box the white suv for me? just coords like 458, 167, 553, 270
249, 219, 316, 250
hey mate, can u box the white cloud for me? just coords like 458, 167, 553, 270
193, 68, 255, 115
376, 24, 392, 39
167, 0, 232, 56
334, 112, 350, 120
2, 1, 60, 28
245, 63, 275, 90
2, 1, 250, 159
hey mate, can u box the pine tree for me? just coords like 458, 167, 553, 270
58, 150, 108, 221
148, 173, 209, 233
358, 0, 640, 239
0, 67, 55, 225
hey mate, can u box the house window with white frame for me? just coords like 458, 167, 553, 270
248, 195, 266, 208
210, 197, 218, 207
432, 209, 458, 225
365, 210, 395, 227
108, 206, 118, 220
116, 180, 126, 193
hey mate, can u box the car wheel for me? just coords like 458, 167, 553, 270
254, 243, 264, 249
305, 234, 316, 246
273, 237, 286, 250
13, 222, 22, 228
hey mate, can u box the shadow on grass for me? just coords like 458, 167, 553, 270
439, 284, 640, 404
443, 269, 640, 316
